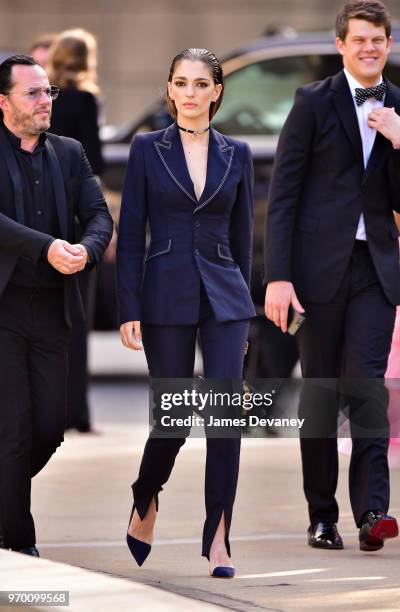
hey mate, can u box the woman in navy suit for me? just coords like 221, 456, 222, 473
117, 48, 255, 577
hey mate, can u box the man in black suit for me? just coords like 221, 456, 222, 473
264, 1, 400, 552
0, 55, 113, 555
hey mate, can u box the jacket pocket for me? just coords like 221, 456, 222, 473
217, 243, 234, 262
145, 238, 172, 262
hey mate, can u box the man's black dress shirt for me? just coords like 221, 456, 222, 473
5, 126, 63, 288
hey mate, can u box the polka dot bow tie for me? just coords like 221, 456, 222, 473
354, 82, 387, 106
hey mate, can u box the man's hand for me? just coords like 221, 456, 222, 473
71, 243, 89, 266
368, 107, 400, 148
120, 321, 143, 350
264, 281, 304, 333
47, 239, 87, 274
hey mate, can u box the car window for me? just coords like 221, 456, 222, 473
213, 52, 400, 136
213, 54, 343, 136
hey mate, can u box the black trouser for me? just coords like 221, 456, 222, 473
65, 269, 96, 431
133, 286, 249, 559
0, 284, 69, 549
297, 241, 396, 527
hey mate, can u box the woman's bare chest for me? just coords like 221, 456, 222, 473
182, 143, 208, 201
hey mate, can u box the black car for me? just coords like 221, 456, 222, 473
100, 29, 400, 375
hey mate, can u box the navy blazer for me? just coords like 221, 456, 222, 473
117, 122, 256, 325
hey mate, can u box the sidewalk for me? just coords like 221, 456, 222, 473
2, 383, 399, 612
0, 550, 222, 612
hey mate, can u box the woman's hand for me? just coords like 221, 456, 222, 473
120, 321, 143, 350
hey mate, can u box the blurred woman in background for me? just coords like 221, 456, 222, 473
47, 28, 103, 175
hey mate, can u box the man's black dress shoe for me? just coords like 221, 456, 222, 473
17, 547, 40, 557
308, 522, 343, 549
359, 512, 399, 552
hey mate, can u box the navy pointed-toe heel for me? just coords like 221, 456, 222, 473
126, 501, 154, 567
211, 566, 235, 578
126, 532, 151, 567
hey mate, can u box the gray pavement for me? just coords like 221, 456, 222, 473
1, 380, 400, 611
0, 549, 221, 612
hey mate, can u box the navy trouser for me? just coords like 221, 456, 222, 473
297, 241, 396, 527
133, 286, 249, 558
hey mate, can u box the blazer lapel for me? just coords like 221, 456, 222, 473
45, 138, 68, 239
362, 79, 400, 185
194, 128, 235, 214
331, 71, 364, 170
154, 123, 197, 204
0, 124, 25, 223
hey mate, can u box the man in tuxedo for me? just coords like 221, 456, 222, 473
264, 0, 400, 551
0, 55, 113, 555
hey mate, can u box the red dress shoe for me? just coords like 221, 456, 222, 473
359, 512, 399, 552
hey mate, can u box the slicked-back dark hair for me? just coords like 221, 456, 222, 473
336, 1, 391, 41
0, 54, 38, 95
166, 48, 224, 121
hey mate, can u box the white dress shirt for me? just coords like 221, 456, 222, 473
343, 68, 385, 241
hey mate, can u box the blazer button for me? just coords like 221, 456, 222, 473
194, 248, 200, 256
194, 221, 200, 229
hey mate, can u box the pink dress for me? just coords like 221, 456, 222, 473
384, 305, 400, 467
338, 306, 400, 467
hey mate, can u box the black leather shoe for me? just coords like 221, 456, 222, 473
359, 512, 399, 552
18, 546, 40, 557
308, 522, 343, 549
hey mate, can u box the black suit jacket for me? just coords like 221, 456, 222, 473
0, 123, 113, 325
264, 70, 400, 306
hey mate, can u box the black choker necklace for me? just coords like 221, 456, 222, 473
177, 124, 210, 139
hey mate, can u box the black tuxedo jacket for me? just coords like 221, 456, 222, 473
264, 70, 400, 306
0, 123, 113, 325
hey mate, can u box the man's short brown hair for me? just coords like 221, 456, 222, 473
336, 1, 392, 41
